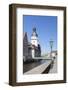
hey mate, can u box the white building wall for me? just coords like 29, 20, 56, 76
32, 49, 35, 58
31, 36, 38, 47
31, 39, 38, 47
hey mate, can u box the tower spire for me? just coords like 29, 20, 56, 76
32, 27, 38, 37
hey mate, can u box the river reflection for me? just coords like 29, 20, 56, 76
23, 60, 47, 73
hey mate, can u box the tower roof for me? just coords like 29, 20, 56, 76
31, 27, 38, 37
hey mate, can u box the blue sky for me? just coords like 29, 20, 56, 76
23, 15, 57, 55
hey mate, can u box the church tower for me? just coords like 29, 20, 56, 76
31, 27, 39, 58
31, 27, 38, 47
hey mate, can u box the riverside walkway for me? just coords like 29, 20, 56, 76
24, 59, 52, 74
23, 56, 57, 74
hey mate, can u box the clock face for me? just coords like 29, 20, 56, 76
33, 40, 38, 46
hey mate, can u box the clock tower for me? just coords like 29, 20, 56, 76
31, 27, 38, 47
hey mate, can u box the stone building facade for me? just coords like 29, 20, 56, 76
23, 28, 41, 62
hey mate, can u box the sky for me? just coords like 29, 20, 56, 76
23, 15, 57, 55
